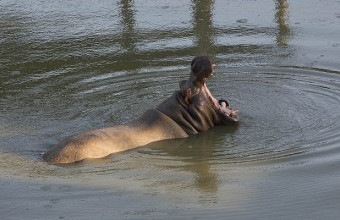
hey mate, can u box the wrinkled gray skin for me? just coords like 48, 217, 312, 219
157, 80, 238, 135
43, 56, 239, 163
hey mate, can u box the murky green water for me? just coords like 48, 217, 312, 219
1, 0, 340, 219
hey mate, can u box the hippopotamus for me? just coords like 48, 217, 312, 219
43, 55, 239, 163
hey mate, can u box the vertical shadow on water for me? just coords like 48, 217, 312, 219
192, 0, 216, 56
119, 0, 136, 53
147, 125, 239, 193
275, 0, 291, 47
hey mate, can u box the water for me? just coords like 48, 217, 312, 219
1, 0, 340, 219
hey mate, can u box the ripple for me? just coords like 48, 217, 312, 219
1, 61, 339, 173
80, 70, 128, 84
135, 66, 340, 167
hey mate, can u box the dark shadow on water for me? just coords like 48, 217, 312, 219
275, 0, 291, 47
192, 0, 215, 56
119, 0, 136, 53
142, 124, 239, 193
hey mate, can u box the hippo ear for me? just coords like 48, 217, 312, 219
180, 80, 193, 106
183, 88, 192, 106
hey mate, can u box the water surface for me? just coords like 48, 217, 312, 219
1, 0, 340, 219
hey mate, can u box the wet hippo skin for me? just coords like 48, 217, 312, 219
43, 55, 239, 163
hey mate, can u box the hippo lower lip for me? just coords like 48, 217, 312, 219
218, 101, 239, 117
217, 99, 239, 122
201, 82, 239, 119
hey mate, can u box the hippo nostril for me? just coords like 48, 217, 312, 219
218, 99, 229, 107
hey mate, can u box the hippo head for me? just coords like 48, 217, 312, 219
184, 55, 238, 123
157, 55, 239, 135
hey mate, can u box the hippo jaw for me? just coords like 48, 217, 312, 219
217, 101, 239, 123
201, 82, 239, 123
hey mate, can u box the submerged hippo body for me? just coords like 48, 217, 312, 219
43, 55, 239, 163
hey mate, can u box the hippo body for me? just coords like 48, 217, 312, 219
43, 56, 239, 163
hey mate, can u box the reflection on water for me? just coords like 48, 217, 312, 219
275, 0, 291, 46
119, 0, 136, 53
192, 0, 215, 55
1, 0, 340, 219
144, 128, 230, 193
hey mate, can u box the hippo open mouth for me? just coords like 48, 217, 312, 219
201, 81, 239, 123
218, 99, 238, 117
188, 54, 239, 124
157, 58, 239, 135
